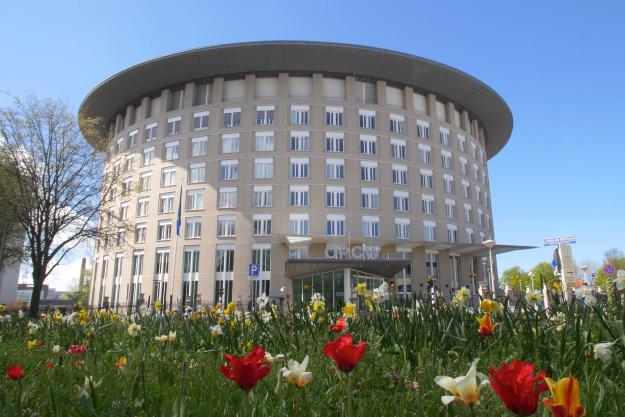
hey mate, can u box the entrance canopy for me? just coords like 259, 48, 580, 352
285, 259, 410, 278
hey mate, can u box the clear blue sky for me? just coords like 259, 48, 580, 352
2, 0, 624, 288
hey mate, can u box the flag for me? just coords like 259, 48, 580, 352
176, 186, 182, 236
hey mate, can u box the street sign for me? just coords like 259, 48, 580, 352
544, 236, 576, 246
248, 263, 260, 277
603, 264, 616, 276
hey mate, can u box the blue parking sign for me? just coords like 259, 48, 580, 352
248, 263, 260, 277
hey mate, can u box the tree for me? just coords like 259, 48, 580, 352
501, 266, 530, 291
593, 248, 625, 292
0, 95, 120, 316
0, 159, 27, 270
531, 262, 558, 288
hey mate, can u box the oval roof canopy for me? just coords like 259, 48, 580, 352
80, 41, 513, 158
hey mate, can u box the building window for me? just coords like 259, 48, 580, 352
326, 214, 345, 236
290, 131, 310, 151
154, 249, 169, 286
443, 175, 454, 193
447, 225, 458, 243
466, 228, 474, 244
119, 202, 129, 220
288, 248, 309, 259
128, 130, 138, 148
424, 222, 437, 241
252, 185, 273, 207
188, 163, 206, 183
185, 217, 202, 239
122, 178, 132, 196
359, 110, 376, 129
390, 115, 405, 134
464, 204, 472, 222
439, 127, 450, 146
222, 134, 240, 154
255, 132, 274, 151
289, 158, 309, 178
256, 106, 275, 125
458, 135, 466, 152
161, 167, 176, 187
116, 228, 126, 246
116, 137, 124, 154
144, 122, 158, 142
289, 185, 309, 207
165, 141, 180, 161
471, 143, 477, 159
326, 186, 345, 208
473, 163, 479, 181
441, 151, 452, 169
125, 156, 134, 172
193, 83, 210, 106
326, 106, 343, 126
477, 209, 484, 226
220, 160, 239, 181
462, 181, 470, 199
252, 214, 272, 236
425, 252, 438, 278
325, 133, 344, 152
217, 215, 236, 237
223, 108, 241, 128
419, 144, 432, 164
189, 137, 208, 158
193, 111, 209, 130
139, 172, 151, 191
135, 223, 147, 244
416, 120, 429, 139
218, 187, 237, 208
395, 218, 411, 240
183, 246, 200, 276
392, 164, 408, 185
290, 105, 309, 125
391, 138, 406, 159
254, 158, 274, 179
215, 247, 234, 272
359, 135, 377, 155
325, 159, 345, 180
166, 116, 181, 136
136, 198, 149, 217
475, 187, 481, 204
422, 195, 435, 215
167, 89, 183, 112
361, 188, 380, 209
420, 169, 433, 189
445, 199, 456, 218
288, 214, 309, 235
360, 161, 378, 182
142, 146, 155, 166
157, 220, 172, 241
159, 193, 175, 213
362, 216, 380, 237
393, 191, 409, 212
460, 157, 468, 175
186, 189, 204, 211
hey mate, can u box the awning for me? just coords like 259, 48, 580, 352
285, 259, 411, 278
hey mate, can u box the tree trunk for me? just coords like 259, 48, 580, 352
28, 269, 45, 317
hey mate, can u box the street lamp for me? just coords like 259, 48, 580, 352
580, 265, 589, 284
482, 239, 497, 297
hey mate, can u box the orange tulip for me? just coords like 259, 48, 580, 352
476, 313, 499, 336
542, 377, 588, 417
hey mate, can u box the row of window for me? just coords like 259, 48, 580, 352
112, 106, 485, 163
109, 182, 490, 226
103, 212, 488, 251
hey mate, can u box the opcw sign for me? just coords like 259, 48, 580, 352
325, 245, 381, 260
544, 236, 576, 246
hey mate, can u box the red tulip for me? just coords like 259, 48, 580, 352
323, 333, 367, 373
489, 360, 548, 416
7, 364, 24, 380
330, 316, 347, 333
219, 346, 271, 391
67, 345, 88, 355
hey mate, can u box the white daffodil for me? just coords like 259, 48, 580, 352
210, 324, 223, 336
167, 331, 176, 343
127, 322, 141, 337
280, 355, 313, 388
434, 360, 488, 407
155, 335, 168, 343
262, 311, 272, 323
526, 290, 543, 304
550, 312, 566, 331
27, 321, 39, 335
256, 293, 269, 309
52, 344, 61, 354
615, 270, 625, 291
77, 376, 101, 398
575, 286, 597, 307
594, 342, 615, 364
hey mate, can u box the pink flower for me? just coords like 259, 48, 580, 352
67, 345, 88, 355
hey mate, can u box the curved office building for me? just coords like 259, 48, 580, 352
82, 41, 525, 310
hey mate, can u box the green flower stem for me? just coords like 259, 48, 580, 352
346, 372, 353, 417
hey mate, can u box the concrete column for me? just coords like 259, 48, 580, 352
445, 102, 455, 126
183, 82, 194, 108
159, 89, 170, 115
140, 96, 150, 120
344, 268, 351, 303
411, 247, 426, 296
461, 110, 471, 133
437, 250, 452, 300
426, 94, 437, 118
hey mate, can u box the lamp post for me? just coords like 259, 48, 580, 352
580, 265, 589, 284
482, 239, 497, 297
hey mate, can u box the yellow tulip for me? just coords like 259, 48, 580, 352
543, 376, 588, 417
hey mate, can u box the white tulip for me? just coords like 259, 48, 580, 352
280, 355, 313, 388
435, 359, 488, 406
594, 342, 615, 363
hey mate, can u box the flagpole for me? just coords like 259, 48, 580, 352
169, 180, 184, 310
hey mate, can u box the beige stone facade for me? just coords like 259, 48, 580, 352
87, 45, 511, 310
